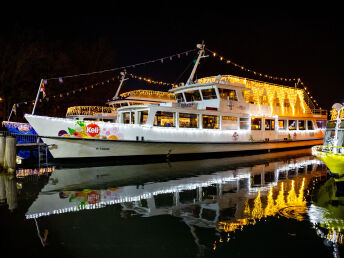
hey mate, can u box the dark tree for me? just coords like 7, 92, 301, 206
0, 26, 117, 122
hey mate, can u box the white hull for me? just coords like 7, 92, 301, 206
25, 114, 324, 159
42, 136, 322, 159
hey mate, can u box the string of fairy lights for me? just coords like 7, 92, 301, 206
45, 49, 197, 81
127, 73, 178, 88
205, 48, 320, 109
10, 48, 196, 111
12, 72, 177, 109
10, 46, 322, 114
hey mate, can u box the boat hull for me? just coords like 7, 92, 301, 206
312, 146, 344, 176
24, 114, 324, 160
43, 136, 322, 159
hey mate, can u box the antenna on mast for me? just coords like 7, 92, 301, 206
113, 70, 129, 99
186, 42, 208, 86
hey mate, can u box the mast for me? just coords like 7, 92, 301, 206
32, 79, 43, 115
7, 104, 15, 121
113, 70, 128, 99
186, 42, 207, 86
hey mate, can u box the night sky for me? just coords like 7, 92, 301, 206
1, 6, 343, 112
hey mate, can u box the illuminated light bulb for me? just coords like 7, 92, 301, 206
275, 182, 286, 209
251, 190, 263, 220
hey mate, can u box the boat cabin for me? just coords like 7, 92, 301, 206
116, 75, 327, 135
65, 90, 175, 122
323, 119, 344, 146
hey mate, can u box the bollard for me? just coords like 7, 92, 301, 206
0, 136, 5, 167
4, 136, 16, 173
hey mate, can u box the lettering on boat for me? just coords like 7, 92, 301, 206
86, 123, 100, 137
96, 147, 110, 151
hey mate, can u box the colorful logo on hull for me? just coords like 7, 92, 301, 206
58, 121, 123, 140
86, 124, 100, 137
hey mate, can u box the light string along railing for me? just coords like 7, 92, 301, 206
205, 48, 320, 109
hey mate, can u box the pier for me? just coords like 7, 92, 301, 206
0, 131, 49, 172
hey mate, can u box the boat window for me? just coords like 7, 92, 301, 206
179, 113, 199, 128
219, 88, 237, 101
251, 118, 262, 130
138, 111, 148, 125
131, 112, 135, 124
201, 88, 217, 100
324, 130, 335, 145
288, 120, 297, 130
316, 120, 327, 129
175, 93, 184, 103
265, 119, 275, 130
326, 121, 336, 129
154, 111, 175, 127
240, 117, 250, 130
222, 116, 237, 130
278, 120, 286, 130
202, 115, 219, 129
307, 120, 314, 130
122, 112, 130, 124
298, 120, 306, 130
184, 90, 202, 102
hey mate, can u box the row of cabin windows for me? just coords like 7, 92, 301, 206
251, 118, 315, 130
175, 88, 237, 103
121, 111, 315, 131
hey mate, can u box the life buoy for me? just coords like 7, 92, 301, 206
232, 132, 239, 141
293, 132, 297, 138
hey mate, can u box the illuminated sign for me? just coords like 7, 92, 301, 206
16, 167, 55, 177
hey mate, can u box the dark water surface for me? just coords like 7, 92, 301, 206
1, 148, 343, 258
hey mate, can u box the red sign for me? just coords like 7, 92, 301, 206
86, 123, 100, 137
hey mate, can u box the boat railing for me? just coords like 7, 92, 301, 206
312, 145, 344, 155
311, 109, 328, 116
0, 131, 39, 145
119, 90, 175, 100
66, 106, 116, 116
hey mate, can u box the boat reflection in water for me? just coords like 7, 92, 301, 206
15, 149, 343, 256
309, 177, 344, 247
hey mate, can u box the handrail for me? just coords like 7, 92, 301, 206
312, 145, 344, 155
66, 106, 116, 116
0, 131, 39, 144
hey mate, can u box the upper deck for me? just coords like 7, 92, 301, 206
170, 74, 327, 119
107, 90, 175, 108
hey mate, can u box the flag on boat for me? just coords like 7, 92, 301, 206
41, 80, 46, 98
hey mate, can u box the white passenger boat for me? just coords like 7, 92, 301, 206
24, 44, 327, 160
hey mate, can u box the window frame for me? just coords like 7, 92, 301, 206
221, 116, 238, 130
202, 114, 220, 129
